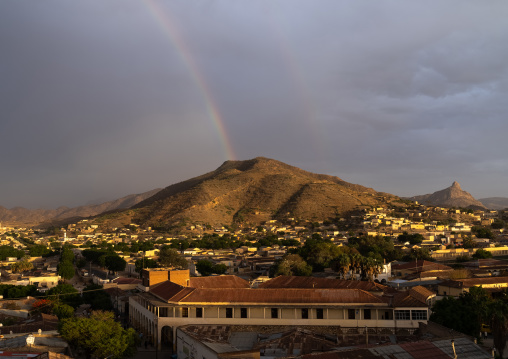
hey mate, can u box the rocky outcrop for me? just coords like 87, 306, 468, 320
410, 181, 486, 209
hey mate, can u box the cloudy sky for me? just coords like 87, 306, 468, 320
1, 1, 507, 209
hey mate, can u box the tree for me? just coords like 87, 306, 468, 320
1, 284, 38, 299
431, 286, 491, 338
58, 262, 75, 280
269, 254, 312, 277
360, 256, 382, 281
489, 290, 508, 357
331, 253, 351, 279
397, 232, 424, 245
491, 219, 505, 230
76, 257, 87, 269
60, 246, 75, 263
53, 303, 74, 319
297, 239, 341, 272
195, 260, 230, 276
196, 260, 214, 276
29, 244, 51, 257
59, 311, 138, 359
82, 284, 113, 311
0, 245, 25, 260
213, 263, 228, 275
47, 283, 82, 308
402, 248, 433, 261
135, 258, 159, 273
472, 226, 494, 239
158, 246, 188, 269
462, 235, 476, 249
472, 248, 493, 259
11, 257, 34, 273
105, 255, 127, 274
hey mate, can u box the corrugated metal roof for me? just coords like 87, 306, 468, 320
302, 348, 380, 359
259, 276, 387, 292
409, 286, 435, 304
439, 276, 508, 289
179, 288, 386, 305
189, 275, 250, 289
433, 338, 491, 359
393, 260, 452, 272
398, 341, 450, 359
150, 281, 195, 302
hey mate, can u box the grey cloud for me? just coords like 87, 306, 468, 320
1, 0, 507, 208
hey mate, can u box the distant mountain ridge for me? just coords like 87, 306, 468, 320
478, 197, 508, 210
120, 157, 401, 227
410, 181, 486, 209
0, 188, 161, 225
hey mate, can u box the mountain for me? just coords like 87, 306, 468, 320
114, 157, 402, 227
478, 197, 508, 210
410, 181, 486, 209
0, 188, 161, 225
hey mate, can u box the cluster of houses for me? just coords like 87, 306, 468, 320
1, 205, 507, 358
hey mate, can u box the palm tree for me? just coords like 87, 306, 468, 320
331, 254, 350, 279
360, 257, 382, 281
349, 253, 363, 280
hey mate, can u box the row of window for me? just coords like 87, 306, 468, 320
394, 310, 428, 320
177, 307, 425, 320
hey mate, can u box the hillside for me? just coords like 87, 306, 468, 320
410, 181, 486, 209
118, 157, 401, 227
479, 197, 508, 210
0, 188, 161, 225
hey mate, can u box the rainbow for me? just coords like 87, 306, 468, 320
260, 3, 327, 160
143, 0, 236, 160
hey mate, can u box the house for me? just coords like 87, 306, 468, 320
391, 260, 452, 277
437, 276, 508, 297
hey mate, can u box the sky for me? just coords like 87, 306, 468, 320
1, 1, 508, 209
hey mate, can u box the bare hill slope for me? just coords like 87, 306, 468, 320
129, 157, 399, 226
0, 188, 161, 225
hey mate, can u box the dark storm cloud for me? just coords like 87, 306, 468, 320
1, 1, 507, 208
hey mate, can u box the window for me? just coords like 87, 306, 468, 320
348, 309, 356, 320
241, 308, 248, 318
271, 308, 278, 319
182, 307, 189, 318
364, 309, 371, 320
316, 308, 324, 319
301, 308, 309, 319
196, 308, 203, 318
226, 308, 233, 318
411, 310, 428, 320
395, 310, 410, 320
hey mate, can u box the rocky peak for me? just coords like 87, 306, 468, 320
451, 181, 461, 190
410, 181, 486, 209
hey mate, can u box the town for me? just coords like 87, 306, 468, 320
0, 202, 507, 358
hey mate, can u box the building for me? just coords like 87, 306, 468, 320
437, 276, 508, 297
129, 271, 432, 350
